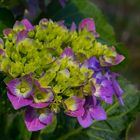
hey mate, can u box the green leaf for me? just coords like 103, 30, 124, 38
0, 102, 31, 140
47, 0, 116, 45
7, 113, 31, 140
41, 77, 140, 140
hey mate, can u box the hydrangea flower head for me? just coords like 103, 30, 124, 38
0, 18, 125, 131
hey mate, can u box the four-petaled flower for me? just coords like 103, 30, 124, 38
78, 95, 106, 128
7, 75, 34, 109
25, 107, 54, 131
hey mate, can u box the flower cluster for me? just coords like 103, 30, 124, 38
0, 18, 125, 131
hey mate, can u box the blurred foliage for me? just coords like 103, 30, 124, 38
0, 8, 15, 36
0, 0, 140, 140
0, 0, 20, 8
47, 0, 116, 45
92, 0, 140, 86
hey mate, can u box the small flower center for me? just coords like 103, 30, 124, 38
33, 90, 53, 103
20, 87, 26, 93
36, 94, 44, 100
16, 80, 32, 97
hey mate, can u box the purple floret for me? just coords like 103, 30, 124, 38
60, 47, 74, 58
21, 19, 34, 31
79, 18, 99, 37
24, 107, 54, 131
6, 75, 34, 109
78, 95, 106, 128
64, 96, 85, 117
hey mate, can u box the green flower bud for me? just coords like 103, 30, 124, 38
39, 70, 56, 88
28, 30, 35, 38
9, 62, 23, 77
1, 58, 11, 72
17, 38, 34, 55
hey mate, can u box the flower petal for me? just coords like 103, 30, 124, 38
30, 102, 49, 108
39, 110, 54, 125
100, 80, 114, 96
114, 54, 125, 65
77, 111, 93, 128
101, 96, 113, 104
70, 22, 77, 32
64, 96, 85, 111
3, 28, 12, 37
84, 56, 100, 71
99, 47, 125, 66
7, 91, 32, 110
66, 107, 85, 117
0, 49, 5, 56
79, 18, 99, 37
60, 48, 74, 58
57, 20, 67, 29
64, 96, 85, 117
112, 73, 124, 105
7, 78, 20, 96
79, 18, 96, 32
24, 107, 46, 131
21, 19, 34, 31
89, 106, 107, 120
16, 30, 28, 44
85, 95, 97, 107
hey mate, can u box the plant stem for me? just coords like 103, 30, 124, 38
31, 131, 40, 140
